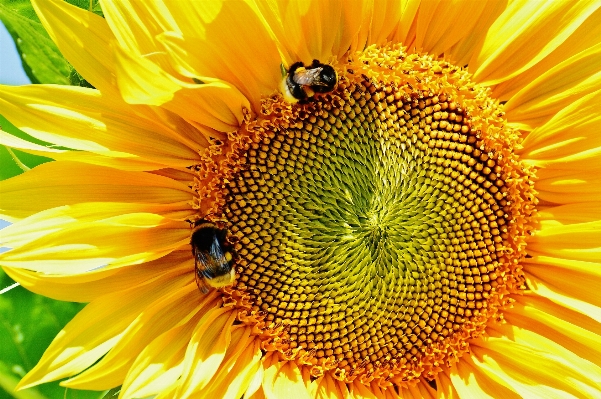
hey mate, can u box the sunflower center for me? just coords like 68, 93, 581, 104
195, 44, 535, 387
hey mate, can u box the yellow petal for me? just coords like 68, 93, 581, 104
506, 48, 601, 132
389, 0, 420, 47
528, 218, 601, 263
0, 129, 168, 171
120, 325, 188, 399
16, 272, 192, 389
494, 7, 601, 106
0, 85, 102, 152
245, 353, 266, 399
101, 0, 200, 113
446, 0, 507, 67
365, 0, 404, 48
110, 42, 182, 105
113, 43, 248, 132
31, 0, 117, 95
348, 381, 380, 399
505, 294, 601, 369
119, 291, 221, 399
0, 211, 189, 274
412, 0, 488, 57
535, 168, 601, 204
247, 387, 266, 399
3, 122, 206, 173
263, 360, 312, 399
519, 89, 601, 168
449, 355, 520, 399
203, 327, 263, 399
252, 0, 368, 64
310, 374, 349, 399
3, 251, 191, 302
153, 384, 179, 399
0, 161, 192, 221
159, 1, 281, 108
403, 381, 438, 399
0, 84, 201, 166
523, 255, 601, 322
537, 202, 601, 225
174, 308, 237, 399
102, 1, 254, 128
61, 284, 200, 389
471, 1, 600, 86
28, 151, 173, 172
335, 1, 386, 58
0, 129, 62, 155
163, 80, 249, 132
101, 0, 179, 60
471, 323, 601, 398
2, 202, 189, 250
436, 369, 459, 399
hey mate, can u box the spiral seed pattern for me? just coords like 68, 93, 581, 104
197, 45, 535, 385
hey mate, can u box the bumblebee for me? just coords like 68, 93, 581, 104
190, 219, 235, 294
281, 59, 337, 103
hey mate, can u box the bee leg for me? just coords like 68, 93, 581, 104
288, 78, 308, 101
303, 86, 315, 98
197, 280, 210, 294
195, 271, 211, 294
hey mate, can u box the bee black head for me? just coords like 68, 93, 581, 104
191, 221, 226, 252
312, 64, 337, 93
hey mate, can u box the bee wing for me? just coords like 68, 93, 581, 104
195, 234, 230, 279
293, 67, 324, 86
194, 271, 210, 294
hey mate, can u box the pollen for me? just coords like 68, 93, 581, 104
194, 44, 537, 387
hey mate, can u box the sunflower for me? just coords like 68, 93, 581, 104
1, 0, 601, 398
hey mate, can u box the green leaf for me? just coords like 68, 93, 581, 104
0, 1, 70, 85
0, 0, 104, 86
0, 269, 108, 399
68, 68, 96, 89
0, 361, 48, 399
0, 146, 28, 181
101, 387, 121, 399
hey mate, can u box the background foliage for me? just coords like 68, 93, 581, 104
1, 1, 110, 398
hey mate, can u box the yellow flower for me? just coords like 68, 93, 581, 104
1, 0, 601, 398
